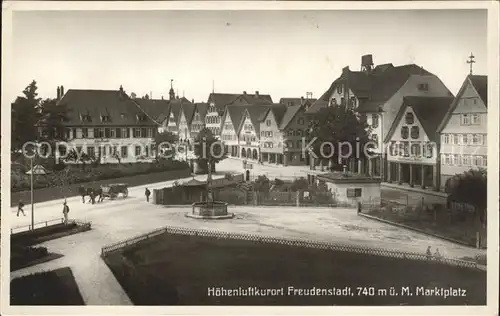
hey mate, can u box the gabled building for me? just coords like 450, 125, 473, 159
165, 97, 192, 136
205, 91, 273, 137
437, 75, 488, 190
177, 102, 195, 143
259, 105, 287, 164
220, 105, 246, 157
133, 97, 170, 134
190, 102, 208, 141
309, 54, 453, 177
55, 85, 159, 163
237, 104, 276, 161
384, 96, 454, 191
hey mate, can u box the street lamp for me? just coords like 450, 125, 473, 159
25, 144, 48, 230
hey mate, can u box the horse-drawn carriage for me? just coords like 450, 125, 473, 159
78, 183, 128, 203
100, 183, 129, 200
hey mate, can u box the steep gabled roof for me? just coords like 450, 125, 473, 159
313, 63, 441, 114
57, 89, 157, 126
437, 75, 488, 134
385, 96, 454, 143
179, 102, 196, 125
259, 105, 288, 125
279, 104, 304, 130
305, 100, 329, 114
194, 102, 209, 121
226, 105, 246, 133
133, 98, 170, 123
469, 75, 488, 106
169, 98, 193, 124
208, 92, 273, 110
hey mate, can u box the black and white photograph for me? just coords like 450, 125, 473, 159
1, 1, 498, 315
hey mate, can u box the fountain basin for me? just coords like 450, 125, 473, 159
186, 201, 234, 219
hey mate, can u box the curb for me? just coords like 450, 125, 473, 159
358, 213, 482, 249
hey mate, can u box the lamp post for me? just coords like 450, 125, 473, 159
26, 143, 48, 230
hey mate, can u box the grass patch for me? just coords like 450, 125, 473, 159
366, 207, 482, 247
12, 222, 91, 246
10, 267, 84, 305
104, 232, 486, 305
11, 245, 64, 271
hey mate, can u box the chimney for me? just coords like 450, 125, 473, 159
301, 96, 305, 105
192, 99, 194, 103
255, 91, 259, 96
342, 66, 350, 74
243, 91, 247, 95
57, 86, 61, 99
60, 85, 64, 97
161, 96, 164, 100
361, 54, 374, 72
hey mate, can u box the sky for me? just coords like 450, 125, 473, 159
8, 9, 487, 104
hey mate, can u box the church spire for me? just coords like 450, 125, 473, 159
169, 79, 175, 100
467, 53, 476, 75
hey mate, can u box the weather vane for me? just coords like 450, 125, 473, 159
467, 53, 475, 75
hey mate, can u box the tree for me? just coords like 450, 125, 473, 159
38, 98, 70, 141
253, 175, 271, 193
306, 104, 371, 170
193, 127, 226, 172
291, 177, 309, 192
445, 168, 487, 247
64, 149, 94, 170
155, 130, 179, 161
11, 80, 42, 152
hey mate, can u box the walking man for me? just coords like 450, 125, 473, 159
357, 201, 362, 214
145, 188, 151, 202
426, 246, 432, 260
63, 201, 70, 225
17, 200, 26, 217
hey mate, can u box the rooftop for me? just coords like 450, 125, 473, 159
315, 171, 382, 183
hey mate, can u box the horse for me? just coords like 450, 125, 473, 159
78, 186, 104, 204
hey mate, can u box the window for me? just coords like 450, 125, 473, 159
453, 154, 460, 165
82, 128, 88, 138
371, 114, 379, 128
401, 126, 409, 139
133, 128, 141, 138
398, 143, 404, 156
417, 83, 429, 91
461, 114, 470, 125
445, 154, 451, 165
473, 156, 482, 166
425, 143, 433, 158
443, 134, 450, 144
110, 128, 116, 138
87, 146, 95, 157
298, 118, 305, 125
411, 143, 421, 156
58, 145, 67, 157
467, 134, 473, 144
461, 134, 468, 145
341, 97, 345, 106
101, 115, 111, 122
141, 128, 147, 138
122, 128, 129, 138
453, 134, 459, 145
472, 134, 481, 145
135, 146, 141, 157
147, 128, 153, 138
410, 126, 419, 139
296, 140, 301, 148
330, 98, 338, 106
104, 128, 111, 138
266, 120, 271, 126
337, 85, 343, 94
405, 112, 414, 124
483, 156, 487, 167
462, 155, 470, 166
472, 114, 480, 125
121, 146, 128, 158
347, 188, 362, 198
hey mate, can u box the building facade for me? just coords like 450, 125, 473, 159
384, 96, 454, 191
437, 75, 488, 190
54, 86, 159, 164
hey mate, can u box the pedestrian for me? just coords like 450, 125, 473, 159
17, 200, 26, 217
145, 188, 151, 202
357, 201, 362, 214
79, 185, 86, 203
62, 201, 70, 225
426, 246, 432, 260
434, 248, 442, 260
90, 190, 96, 205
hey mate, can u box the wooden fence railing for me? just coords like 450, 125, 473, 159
10, 218, 90, 234
101, 225, 485, 271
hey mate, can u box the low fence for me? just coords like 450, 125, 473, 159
10, 218, 90, 234
11, 168, 191, 207
101, 225, 484, 271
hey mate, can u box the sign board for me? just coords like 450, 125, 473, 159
26, 165, 49, 175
